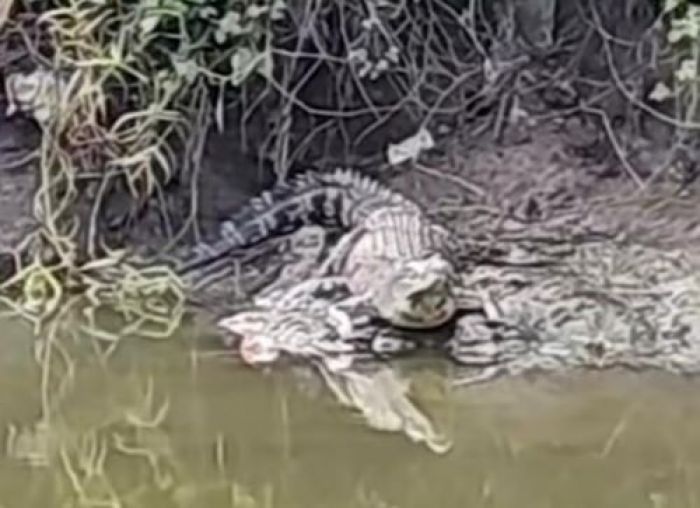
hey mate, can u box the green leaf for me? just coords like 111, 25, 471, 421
664, 0, 681, 13
271, 0, 286, 20
246, 4, 269, 18
256, 50, 273, 80
172, 58, 199, 84
139, 15, 160, 35
231, 47, 267, 86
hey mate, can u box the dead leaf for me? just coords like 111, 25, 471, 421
0, 0, 13, 32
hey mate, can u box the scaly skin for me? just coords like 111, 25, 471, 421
218, 276, 426, 368
174, 168, 461, 329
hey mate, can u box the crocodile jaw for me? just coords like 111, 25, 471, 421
378, 294, 457, 329
373, 255, 458, 329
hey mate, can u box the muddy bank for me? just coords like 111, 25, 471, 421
2, 102, 700, 273
0, 105, 39, 251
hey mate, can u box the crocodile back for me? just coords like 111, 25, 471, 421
173, 169, 420, 281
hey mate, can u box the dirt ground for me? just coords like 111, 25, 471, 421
393, 118, 700, 260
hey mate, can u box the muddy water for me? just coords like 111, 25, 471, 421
2, 315, 700, 508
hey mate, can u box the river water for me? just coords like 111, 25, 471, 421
2, 313, 700, 508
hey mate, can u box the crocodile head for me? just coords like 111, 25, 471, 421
218, 311, 281, 365
218, 307, 356, 368
373, 253, 457, 329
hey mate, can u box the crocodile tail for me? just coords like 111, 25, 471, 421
174, 168, 417, 279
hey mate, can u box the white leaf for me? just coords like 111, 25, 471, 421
648, 81, 675, 102
386, 127, 435, 165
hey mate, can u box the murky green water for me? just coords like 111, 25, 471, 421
3, 314, 700, 508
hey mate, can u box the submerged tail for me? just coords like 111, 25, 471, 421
173, 168, 417, 282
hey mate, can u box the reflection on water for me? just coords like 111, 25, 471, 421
3, 314, 700, 507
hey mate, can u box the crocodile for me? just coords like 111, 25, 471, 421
217, 302, 452, 454
174, 168, 461, 330
218, 277, 426, 370
219, 234, 700, 388
219, 305, 359, 371
216, 289, 454, 454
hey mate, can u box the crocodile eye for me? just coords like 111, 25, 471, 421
433, 295, 447, 308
